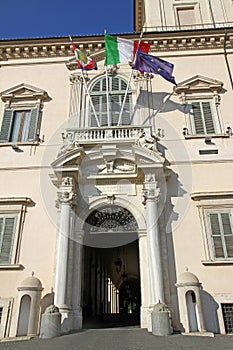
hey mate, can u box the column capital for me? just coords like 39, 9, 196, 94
142, 174, 160, 205
57, 176, 77, 207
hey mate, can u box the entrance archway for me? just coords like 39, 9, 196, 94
82, 205, 140, 328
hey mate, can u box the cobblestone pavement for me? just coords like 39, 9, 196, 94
0, 328, 233, 350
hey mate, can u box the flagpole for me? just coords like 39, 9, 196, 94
80, 70, 100, 127
69, 35, 100, 127
117, 29, 144, 126
104, 29, 111, 127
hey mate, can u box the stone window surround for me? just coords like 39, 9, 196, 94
174, 75, 227, 138
0, 83, 48, 147
191, 191, 233, 265
173, 1, 203, 27
0, 197, 34, 269
0, 298, 13, 338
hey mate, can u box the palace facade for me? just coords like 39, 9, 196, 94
0, 0, 233, 338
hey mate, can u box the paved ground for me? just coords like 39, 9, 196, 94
0, 328, 233, 350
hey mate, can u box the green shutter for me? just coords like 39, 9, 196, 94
192, 102, 205, 134
202, 102, 215, 134
221, 213, 233, 258
27, 107, 40, 141
0, 109, 14, 142
209, 213, 224, 258
0, 217, 16, 264
209, 212, 233, 259
191, 101, 215, 135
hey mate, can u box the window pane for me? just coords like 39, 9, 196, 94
20, 111, 31, 141
222, 304, 233, 334
10, 111, 22, 142
90, 76, 132, 127
10, 110, 32, 142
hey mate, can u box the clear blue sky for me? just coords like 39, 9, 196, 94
0, 0, 134, 39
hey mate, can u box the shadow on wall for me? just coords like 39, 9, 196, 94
132, 90, 185, 125
158, 163, 188, 331
202, 290, 220, 333
40, 292, 54, 315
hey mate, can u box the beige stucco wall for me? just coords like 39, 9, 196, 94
0, 24, 232, 335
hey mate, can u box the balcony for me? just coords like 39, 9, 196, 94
62, 125, 153, 146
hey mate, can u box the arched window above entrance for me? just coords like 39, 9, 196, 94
89, 76, 132, 127
85, 206, 138, 233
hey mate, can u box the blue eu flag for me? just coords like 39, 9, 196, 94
132, 50, 176, 85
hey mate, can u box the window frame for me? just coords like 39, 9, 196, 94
173, 2, 202, 28
0, 83, 48, 146
174, 75, 224, 138
0, 107, 41, 144
188, 99, 217, 135
191, 192, 233, 264
0, 197, 34, 268
207, 210, 233, 261
89, 75, 133, 127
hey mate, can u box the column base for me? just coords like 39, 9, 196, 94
59, 307, 83, 333
59, 308, 73, 333
147, 305, 154, 332
71, 307, 83, 330
140, 306, 150, 329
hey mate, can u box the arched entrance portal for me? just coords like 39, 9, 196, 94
82, 205, 141, 328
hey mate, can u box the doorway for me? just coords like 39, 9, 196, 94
82, 240, 141, 328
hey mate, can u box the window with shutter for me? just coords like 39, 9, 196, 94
0, 107, 40, 143
209, 212, 233, 260
189, 101, 216, 135
0, 216, 17, 264
89, 76, 132, 127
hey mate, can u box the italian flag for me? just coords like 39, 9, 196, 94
104, 34, 150, 66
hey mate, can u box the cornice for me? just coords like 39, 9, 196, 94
0, 28, 233, 61
134, 0, 144, 32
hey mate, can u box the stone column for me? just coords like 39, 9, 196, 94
70, 228, 84, 330
138, 231, 151, 328
142, 175, 164, 305
54, 177, 77, 328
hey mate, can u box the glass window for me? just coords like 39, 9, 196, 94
208, 212, 233, 260
10, 111, 31, 142
0, 107, 40, 143
222, 304, 233, 334
89, 76, 132, 127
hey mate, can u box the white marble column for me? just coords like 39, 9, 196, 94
70, 230, 84, 330
142, 175, 164, 305
138, 231, 151, 328
54, 177, 76, 313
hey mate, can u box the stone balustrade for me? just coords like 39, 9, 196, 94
63, 125, 153, 144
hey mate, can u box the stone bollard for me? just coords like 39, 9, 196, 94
151, 302, 172, 336
40, 305, 61, 338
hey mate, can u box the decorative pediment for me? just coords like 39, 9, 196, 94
1, 83, 48, 102
174, 75, 223, 94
